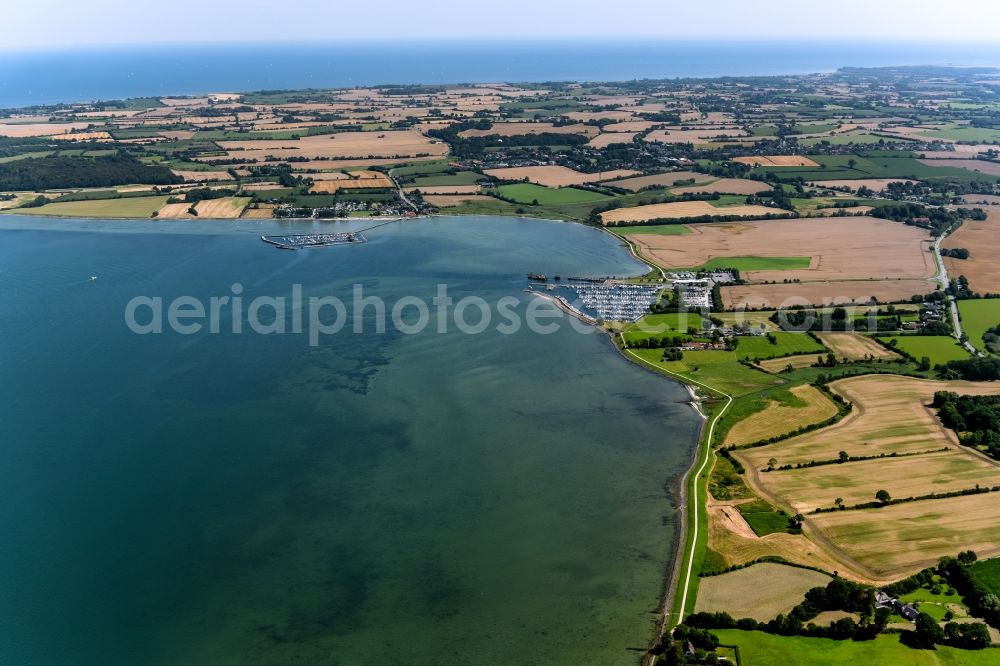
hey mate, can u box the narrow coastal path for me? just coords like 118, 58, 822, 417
622, 345, 732, 629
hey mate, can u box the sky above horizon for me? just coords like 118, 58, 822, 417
5, 0, 1000, 50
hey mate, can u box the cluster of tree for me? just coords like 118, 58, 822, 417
983, 324, 1000, 355
630, 335, 695, 349
934, 391, 1000, 460
942, 247, 971, 260
939, 356, 1000, 381
661, 348, 684, 361
248, 163, 302, 188
166, 187, 237, 205
650, 624, 723, 665
871, 203, 982, 236
747, 187, 795, 211
949, 275, 976, 300
0, 153, 181, 190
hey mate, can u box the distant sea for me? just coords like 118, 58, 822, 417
2, 40, 1000, 108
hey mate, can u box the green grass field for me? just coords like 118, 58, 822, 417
884, 335, 971, 365
756, 154, 999, 184
688, 256, 812, 272
408, 171, 484, 187
613, 224, 691, 235
712, 630, 1000, 665
387, 160, 452, 177
631, 348, 780, 398
957, 299, 1000, 354
622, 312, 706, 345
798, 133, 903, 147
495, 183, 610, 205
737, 499, 790, 536
12, 196, 169, 218
970, 558, 1000, 597
919, 124, 1000, 144
734, 332, 826, 361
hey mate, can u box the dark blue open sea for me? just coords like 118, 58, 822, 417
3, 40, 1000, 108
0, 215, 702, 664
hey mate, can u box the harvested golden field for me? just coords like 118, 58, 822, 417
304, 172, 351, 180
669, 178, 773, 195
154, 202, 194, 219
423, 194, 494, 207
737, 376, 1000, 473
810, 178, 917, 192
807, 493, 1000, 579
240, 203, 276, 219
602, 201, 778, 224
587, 132, 639, 148
171, 170, 234, 182
310, 173, 392, 193
0, 122, 95, 137
645, 127, 749, 144
707, 503, 867, 578
194, 197, 249, 218
695, 563, 831, 622
50, 131, 113, 141
757, 449, 1000, 515
483, 165, 637, 188
724, 385, 838, 446
738, 376, 1000, 502
732, 156, 819, 167
812, 206, 873, 217
458, 122, 598, 138
723, 280, 934, 309
757, 354, 822, 373
564, 110, 636, 122
815, 333, 899, 361
600, 120, 659, 133
734, 375, 1000, 580
212, 130, 448, 161
159, 96, 210, 107
627, 217, 934, 284
604, 171, 713, 192
959, 194, 1000, 206
942, 209, 1000, 293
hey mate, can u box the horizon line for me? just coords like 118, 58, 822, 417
4, 37, 1000, 54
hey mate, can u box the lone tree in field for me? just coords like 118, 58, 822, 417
876, 489, 891, 503
834, 497, 844, 509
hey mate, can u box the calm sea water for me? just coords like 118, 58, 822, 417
0, 215, 701, 665
3, 40, 1000, 108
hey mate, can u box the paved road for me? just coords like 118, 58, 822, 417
932, 229, 980, 356
389, 173, 419, 212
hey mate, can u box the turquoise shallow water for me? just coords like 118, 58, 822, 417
0, 215, 701, 665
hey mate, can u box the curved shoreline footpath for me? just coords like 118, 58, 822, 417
0, 210, 709, 663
